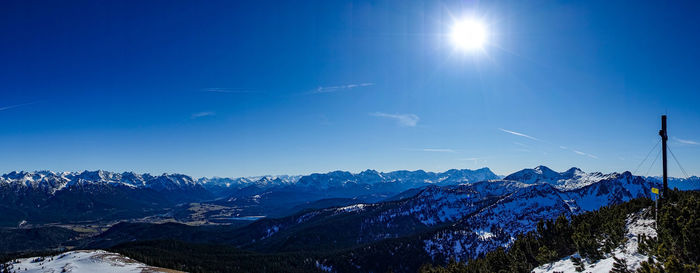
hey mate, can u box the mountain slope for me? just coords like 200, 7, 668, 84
425, 183, 573, 260
422, 171, 651, 262
220, 168, 651, 260
222, 180, 525, 252
1, 250, 183, 273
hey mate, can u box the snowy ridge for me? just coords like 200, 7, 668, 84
198, 168, 498, 190
1, 168, 498, 197
533, 209, 656, 273
0, 170, 201, 194
422, 170, 653, 262
293, 168, 499, 190
335, 203, 369, 213
504, 166, 617, 190
198, 175, 302, 188
368, 181, 528, 226
562, 171, 650, 212
1, 250, 182, 273
424, 183, 573, 259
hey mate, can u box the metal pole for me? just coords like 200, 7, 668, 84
659, 115, 668, 198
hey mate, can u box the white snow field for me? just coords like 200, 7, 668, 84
3, 250, 182, 273
533, 209, 656, 273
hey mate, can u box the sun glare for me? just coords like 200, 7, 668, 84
450, 18, 488, 52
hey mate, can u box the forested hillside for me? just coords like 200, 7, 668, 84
419, 190, 699, 273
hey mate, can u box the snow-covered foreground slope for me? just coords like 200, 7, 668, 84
2, 250, 182, 273
533, 209, 656, 273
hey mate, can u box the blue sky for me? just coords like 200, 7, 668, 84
1, 0, 699, 178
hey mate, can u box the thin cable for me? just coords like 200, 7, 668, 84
668, 146, 690, 179
634, 140, 661, 174
645, 148, 662, 177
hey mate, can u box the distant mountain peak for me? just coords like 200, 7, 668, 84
533, 165, 554, 172
503, 166, 620, 190
563, 167, 583, 175
360, 169, 379, 175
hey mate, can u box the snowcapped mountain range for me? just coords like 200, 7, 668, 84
0, 170, 200, 193
0, 167, 500, 226
224, 169, 652, 260
0, 166, 690, 233
292, 168, 500, 189
1, 165, 692, 273
0, 167, 498, 194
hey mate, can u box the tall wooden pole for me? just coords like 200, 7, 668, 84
659, 115, 668, 198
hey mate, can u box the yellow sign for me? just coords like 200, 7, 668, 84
651, 187, 659, 194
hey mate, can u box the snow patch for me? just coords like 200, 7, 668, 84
315, 260, 334, 272
476, 230, 494, 240
336, 204, 367, 213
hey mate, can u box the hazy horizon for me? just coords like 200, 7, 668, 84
2, 164, 695, 181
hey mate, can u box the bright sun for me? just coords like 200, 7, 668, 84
450, 18, 488, 51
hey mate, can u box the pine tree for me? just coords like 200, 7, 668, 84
553, 215, 573, 254
570, 256, 585, 272
664, 255, 684, 273
610, 256, 630, 273
572, 221, 601, 261
535, 245, 557, 264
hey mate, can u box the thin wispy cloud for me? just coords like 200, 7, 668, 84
191, 111, 215, 119
311, 83, 374, 94
371, 112, 419, 127
498, 128, 541, 141
674, 137, 699, 145
558, 144, 598, 159
0, 101, 39, 112
416, 148, 457, 153
503, 129, 598, 159
201, 88, 256, 93
571, 148, 598, 159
